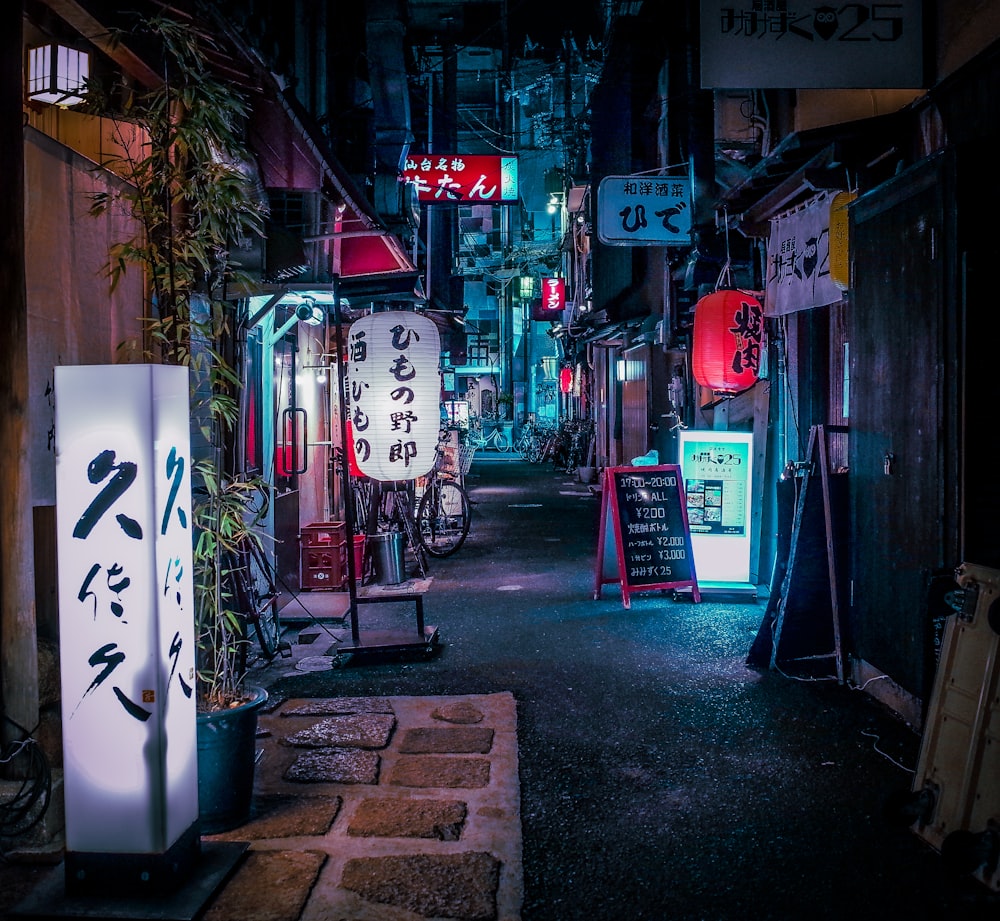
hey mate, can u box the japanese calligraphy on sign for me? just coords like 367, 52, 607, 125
678, 430, 755, 586
348, 311, 441, 481
597, 175, 692, 246
402, 154, 519, 203
54, 364, 198, 854
531, 277, 565, 321
765, 192, 841, 316
700, 0, 924, 89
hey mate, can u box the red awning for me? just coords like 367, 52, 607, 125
248, 93, 415, 283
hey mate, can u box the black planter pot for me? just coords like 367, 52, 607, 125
196, 686, 268, 834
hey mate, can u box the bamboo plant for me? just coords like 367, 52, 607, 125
87, 10, 270, 710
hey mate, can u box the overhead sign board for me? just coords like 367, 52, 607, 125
766, 191, 842, 316
700, 0, 925, 89
597, 175, 692, 246
402, 154, 519, 203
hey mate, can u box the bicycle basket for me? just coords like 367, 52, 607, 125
459, 444, 476, 475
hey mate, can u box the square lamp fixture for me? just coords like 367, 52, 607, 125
28, 44, 89, 106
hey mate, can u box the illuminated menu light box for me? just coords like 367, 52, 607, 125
677, 429, 757, 599
54, 364, 199, 893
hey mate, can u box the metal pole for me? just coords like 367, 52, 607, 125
331, 277, 361, 643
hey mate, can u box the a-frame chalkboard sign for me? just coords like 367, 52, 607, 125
594, 465, 700, 608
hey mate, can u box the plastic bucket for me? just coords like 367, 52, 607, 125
372, 531, 406, 584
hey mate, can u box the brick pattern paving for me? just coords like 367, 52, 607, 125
203, 693, 522, 921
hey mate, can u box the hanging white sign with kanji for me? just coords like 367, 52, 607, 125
348, 311, 441, 481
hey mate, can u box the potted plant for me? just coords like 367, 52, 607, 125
87, 11, 270, 832
496, 391, 514, 420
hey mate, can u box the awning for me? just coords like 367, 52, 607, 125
249, 92, 415, 281
720, 111, 909, 236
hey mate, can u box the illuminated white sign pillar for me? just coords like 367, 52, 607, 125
55, 365, 199, 895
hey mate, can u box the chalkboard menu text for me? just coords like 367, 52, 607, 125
594, 465, 700, 607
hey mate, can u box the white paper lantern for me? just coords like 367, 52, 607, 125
348, 311, 441, 480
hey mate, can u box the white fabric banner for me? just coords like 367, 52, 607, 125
765, 192, 842, 317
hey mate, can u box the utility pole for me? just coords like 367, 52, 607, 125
500, 0, 513, 406
0, 0, 40, 751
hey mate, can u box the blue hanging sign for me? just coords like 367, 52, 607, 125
596, 175, 692, 246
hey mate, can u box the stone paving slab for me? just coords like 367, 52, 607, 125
280, 713, 397, 749
341, 851, 501, 921
388, 755, 492, 788
397, 726, 495, 753
209, 793, 342, 840
347, 797, 467, 839
203, 849, 327, 921
203, 693, 521, 921
281, 697, 394, 716
283, 748, 381, 784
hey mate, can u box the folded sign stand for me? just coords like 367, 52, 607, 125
594, 465, 700, 608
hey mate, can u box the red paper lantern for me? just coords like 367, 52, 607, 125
559, 366, 573, 394
691, 289, 763, 394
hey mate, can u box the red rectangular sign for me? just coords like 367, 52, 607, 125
530, 277, 565, 321
402, 154, 519, 203
541, 277, 565, 311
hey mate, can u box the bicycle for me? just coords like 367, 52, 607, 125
513, 420, 552, 463
223, 533, 286, 661
467, 413, 511, 452
415, 444, 472, 557
355, 478, 429, 579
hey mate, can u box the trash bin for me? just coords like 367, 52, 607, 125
372, 531, 406, 585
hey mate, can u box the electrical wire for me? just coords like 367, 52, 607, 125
0, 716, 52, 848
860, 729, 915, 773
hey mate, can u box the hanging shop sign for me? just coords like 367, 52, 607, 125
541, 277, 565, 311
594, 465, 700, 608
765, 192, 843, 316
348, 311, 441, 481
677, 430, 755, 593
691, 288, 763, 394
597, 175, 692, 246
828, 191, 857, 291
402, 154, 519, 203
700, 0, 925, 89
54, 364, 198, 882
530, 277, 566, 321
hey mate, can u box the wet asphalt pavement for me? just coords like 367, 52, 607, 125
267, 454, 999, 921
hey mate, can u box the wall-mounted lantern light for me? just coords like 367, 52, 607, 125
28, 44, 89, 106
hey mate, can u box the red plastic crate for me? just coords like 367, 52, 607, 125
300, 521, 347, 548
301, 544, 348, 590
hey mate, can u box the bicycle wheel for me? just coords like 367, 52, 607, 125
417, 480, 471, 557
233, 537, 282, 659
495, 427, 511, 452
384, 486, 429, 576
